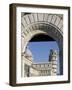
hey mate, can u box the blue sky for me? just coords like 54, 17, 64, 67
28, 41, 59, 63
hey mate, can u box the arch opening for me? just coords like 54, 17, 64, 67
24, 33, 61, 76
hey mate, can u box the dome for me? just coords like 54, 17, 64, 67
26, 48, 33, 57
25, 48, 33, 61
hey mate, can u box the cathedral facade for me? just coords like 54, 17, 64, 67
21, 49, 58, 77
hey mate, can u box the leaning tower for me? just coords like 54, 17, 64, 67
49, 49, 58, 76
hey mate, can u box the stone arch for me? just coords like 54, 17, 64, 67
21, 13, 63, 75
